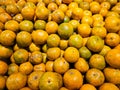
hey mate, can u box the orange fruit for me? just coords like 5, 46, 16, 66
0, 12, 12, 23
81, 16, 93, 26
33, 63, 46, 72
92, 20, 105, 27
59, 40, 68, 50
47, 47, 61, 60
47, 2, 58, 12
0, 30, 16, 46
74, 58, 89, 73
47, 34, 60, 47
99, 45, 111, 56
63, 16, 70, 23
29, 42, 40, 52
92, 14, 103, 22
45, 21, 58, 34
0, 60, 8, 75
0, 44, 13, 59
99, 8, 108, 17
106, 11, 119, 17
0, 7, 5, 13
63, 69, 83, 90
86, 35, 104, 52
19, 20, 33, 32
72, 7, 83, 20
28, 71, 44, 90
105, 49, 120, 68
59, 87, 69, 90
99, 83, 119, 90
13, 49, 29, 64
6, 72, 27, 90
13, 14, 23, 23
107, 0, 117, 5
79, 46, 92, 60
34, 20, 46, 30
80, 84, 97, 90
89, 54, 106, 70
64, 47, 79, 63
104, 67, 120, 84
45, 61, 54, 72
0, 22, 4, 30
68, 2, 78, 10
114, 44, 120, 50
59, 4, 68, 13
78, 23, 91, 37
16, 31, 32, 48
20, 87, 32, 90
0, 75, 6, 90
53, 57, 69, 74
79, 1, 90, 10
82, 37, 89, 46
69, 20, 79, 31
26, 0, 38, 4
105, 16, 120, 33
105, 33, 120, 47
85, 68, 105, 86
35, 6, 49, 20
29, 51, 43, 65
68, 34, 83, 49
32, 30, 48, 45
65, 9, 72, 18
112, 4, 120, 14
19, 62, 33, 75
5, 20, 19, 32
58, 23, 73, 39
62, 0, 73, 4
83, 10, 92, 16
51, 9, 65, 24
43, 0, 53, 5
101, 1, 111, 10
8, 63, 19, 75
91, 26, 107, 39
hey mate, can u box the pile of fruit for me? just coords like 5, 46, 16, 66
0, 0, 120, 90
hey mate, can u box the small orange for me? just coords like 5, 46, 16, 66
8, 63, 19, 75
0, 12, 12, 23
0, 60, 8, 75
99, 83, 119, 90
99, 8, 108, 17
26, 0, 38, 4
92, 20, 105, 27
92, 14, 104, 22
68, 2, 78, 10
80, 84, 97, 90
74, 58, 89, 73
59, 4, 68, 13
107, 0, 117, 5
83, 10, 92, 16
64, 47, 79, 63
47, 2, 58, 12
19, 62, 33, 75
5, 20, 19, 32
79, 1, 90, 10
29, 42, 40, 52
33, 63, 46, 72
105, 33, 120, 47
31, 30, 48, 45
106, 11, 119, 17
45, 21, 58, 34
99, 45, 111, 56
63, 69, 83, 90
0, 30, 16, 46
45, 61, 54, 72
0, 75, 6, 90
65, 9, 72, 18
24, 2, 36, 9
59, 40, 68, 50
69, 20, 80, 31
78, 23, 91, 38
101, 1, 111, 10
53, 57, 69, 74
34, 20, 46, 30
85, 68, 105, 86
13, 14, 23, 23
59, 87, 69, 90
81, 16, 93, 26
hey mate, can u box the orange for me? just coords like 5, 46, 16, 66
29, 42, 40, 52
59, 87, 69, 90
68, 34, 83, 49
58, 23, 74, 39
107, 0, 117, 5
89, 54, 106, 70
104, 67, 120, 84
21, 6, 35, 20
65, 9, 72, 18
20, 87, 32, 90
59, 4, 68, 13
80, 84, 97, 90
63, 16, 70, 23
85, 68, 105, 86
59, 40, 68, 50
92, 14, 103, 22
55, 0, 62, 5
45, 21, 58, 34
13, 14, 23, 23
105, 33, 120, 47
0, 75, 6, 90
112, 4, 120, 14
29, 51, 43, 65
35, 6, 49, 20
78, 23, 91, 38
31, 30, 48, 45
51, 9, 65, 24
5, 20, 19, 32
0, 22, 4, 30
62, 0, 73, 4
92, 20, 105, 27
33, 63, 46, 72
99, 8, 108, 17
83, 0, 93, 3
34, 20, 46, 30
0, 60, 8, 75
82, 37, 90, 46
19, 20, 33, 32
13, 49, 29, 64
69, 20, 79, 31
106, 11, 119, 17
63, 69, 83, 90
17, 0, 26, 12
47, 47, 61, 60
83, 10, 92, 16
47, 34, 60, 47
43, 0, 53, 5
99, 45, 111, 56
68, 2, 78, 10
16, 31, 32, 48
0, 30, 16, 46
45, 61, 54, 72
105, 16, 120, 33
81, 16, 93, 26
99, 83, 119, 90
24, 2, 36, 9
79, 1, 90, 10
72, 7, 83, 20
26, 0, 38, 4
53, 57, 69, 74
91, 26, 107, 39
100, 1, 111, 10
74, 58, 89, 73
64, 47, 79, 63
19, 62, 33, 75
86, 35, 104, 52
0, 12, 12, 23
28, 71, 44, 90
42, 44, 48, 53
105, 49, 120, 68
0, 7, 5, 13
8, 63, 19, 75
47, 2, 58, 12
6, 72, 27, 90
114, 44, 120, 50
13, 44, 20, 51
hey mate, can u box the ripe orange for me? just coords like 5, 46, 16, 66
63, 69, 83, 90
8, 63, 19, 75
0, 12, 12, 23
68, 2, 78, 10
13, 14, 23, 23
33, 63, 46, 72
29, 42, 40, 52
34, 20, 46, 30
69, 20, 80, 31
99, 45, 111, 56
45, 61, 54, 72
92, 14, 103, 22
47, 2, 58, 12
59, 87, 69, 90
0, 75, 6, 90
99, 8, 108, 17
81, 16, 93, 26
80, 84, 97, 90
64, 47, 79, 63
83, 10, 92, 16
85, 68, 105, 86
100, 1, 111, 10
0, 60, 8, 75
59, 4, 68, 13
59, 40, 68, 50
79, 1, 90, 10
